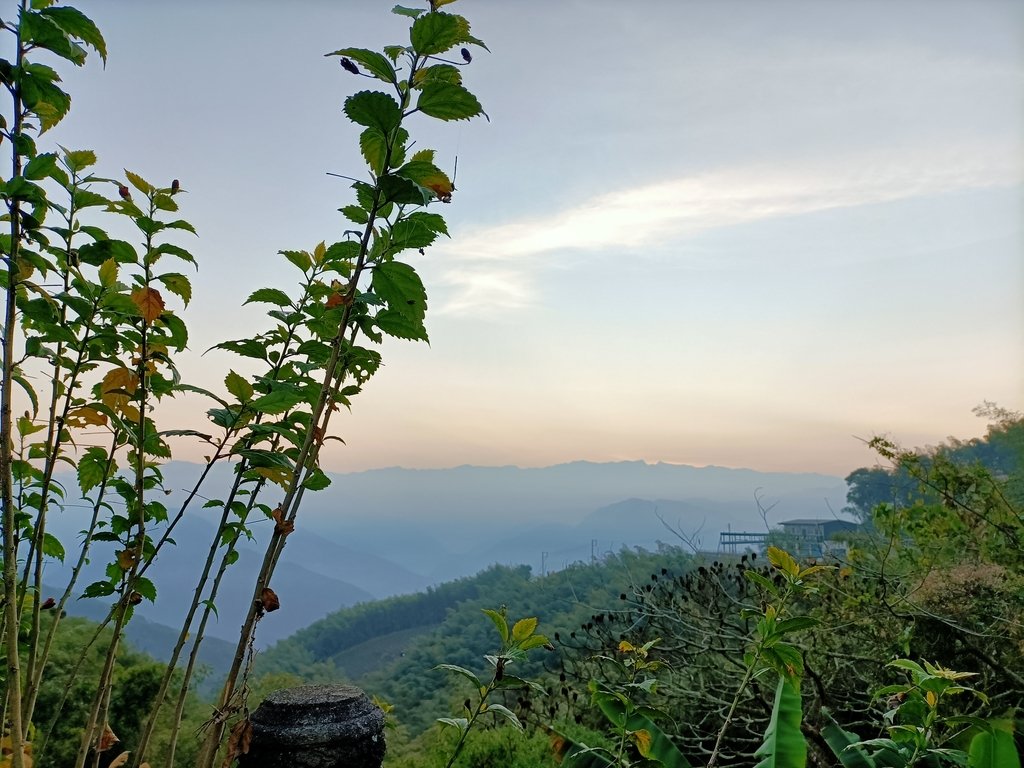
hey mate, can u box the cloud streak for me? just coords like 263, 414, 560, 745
430, 146, 1021, 316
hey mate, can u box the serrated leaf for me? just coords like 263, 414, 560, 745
410, 12, 469, 56
42, 532, 65, 561
359, 128, 388, 175
40, 6, 106, 62
281, 250, 312, 272
344, 90, 401, 134
63, 148, 97, 172
303, 468, 331, 491
224, 371, 253, 402
124, 169, 153, 195
134, 576, 157, 602
416, 82, 483, 121
131, 286, 165, 323
245, 287, 292, 307
98, 257, 118, 288
372, 261, 427, 321
250, 387, 305, 415
375, 309, 427, 341
157, 273, 191, 306
412, 64, 462, 88
341, 204, 369, 225
329, 47, 396, 84
24, 152, 58, 180
389, 213, 446, 251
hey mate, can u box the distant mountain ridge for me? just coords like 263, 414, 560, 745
45, 459, 847, 655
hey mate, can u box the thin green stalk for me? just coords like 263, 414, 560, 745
2, 4, 32, 764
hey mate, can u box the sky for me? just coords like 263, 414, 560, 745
26, 0, 1024, 476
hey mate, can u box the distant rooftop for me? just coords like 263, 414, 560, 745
779, 518, 855, 526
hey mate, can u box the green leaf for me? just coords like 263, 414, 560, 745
225, 371, 254, 402
392, 5, 424, 19
39, 6, 106, 62
416, 82, 483, 121
124, 169, 153, 195
281, 249, 312, 272
969, 723, 1021, 768
24, 152, 58, 180
389, 212, 447, 251
215, 338, 269, 361
344, 90, 401, 134
328, 47, 396, 84
77, 446, 111, 494
484, 703, 523, 730
434, 663, 482, 689
250, 387, 306, 415
62, 148, 96, 172
165, 219, 197, 235
341, 204, 369, 225
482, 608, 510, 645
821, 719, 878, 768
775, 617, 819, 635
372, 261, 427, 321
157, 273, 192, 306
133, 576, 157, 603
413, 63, 462, 88
303, 468, 332, 491
410, 12, 469, 56
753, 677, 807, 768
245, 287, 292, 307
437, 717, 469, 734
358, 128, 388, 175
592, 692, 694, 767
378, 174, 431, 206
42, 532, 65, 561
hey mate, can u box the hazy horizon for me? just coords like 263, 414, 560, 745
45, 0, 1023, 477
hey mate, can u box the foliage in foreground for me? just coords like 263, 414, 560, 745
0, 1, 490, 766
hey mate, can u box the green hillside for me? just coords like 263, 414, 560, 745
258, 546, 696, 735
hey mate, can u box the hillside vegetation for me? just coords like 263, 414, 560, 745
255, 408, 1024, 767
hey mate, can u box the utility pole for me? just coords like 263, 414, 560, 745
541, 551, 548, 577
591, 538, 598, 563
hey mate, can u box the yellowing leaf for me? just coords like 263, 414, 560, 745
117, 549, 137, 570
102, 368, 139, 395
631, 729, 653, 757
767, 546, 800, 578
130, 286, 165, 323
926, 690, 938, 708
108, 752, 129, 768
314, 241, 327, 263
98, 258, 118, 288
67, 407, 107, 427
118, 404, 141, 423
511, 616, 537, 642
618, 640, 636, 653
253, 466, 291, 488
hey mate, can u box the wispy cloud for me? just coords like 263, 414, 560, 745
430, 147, 1021, 316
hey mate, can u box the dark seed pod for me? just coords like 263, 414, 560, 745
461, 47, 472, 63
118, 184, 131, 201
171, 178, 180, 194
340, 57, 359, 75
